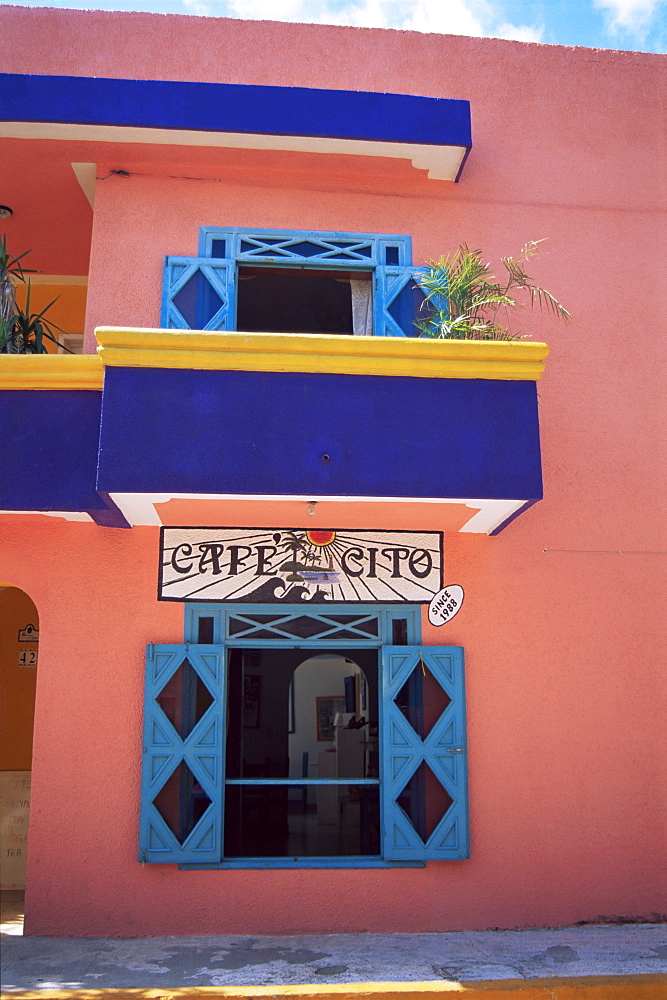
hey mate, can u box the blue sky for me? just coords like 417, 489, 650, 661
2, 0, 665, 52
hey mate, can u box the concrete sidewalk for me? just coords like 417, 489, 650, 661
1, 922, 666, 996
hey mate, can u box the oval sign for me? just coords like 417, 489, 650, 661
428, 585, 464, 627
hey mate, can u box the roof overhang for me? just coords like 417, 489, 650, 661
0, 73, 472, 182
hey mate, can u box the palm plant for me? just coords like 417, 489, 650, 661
0, 237, 70, 353
415, 241, 570, 341
1, 234, 35, 346
3, 282, 70, 354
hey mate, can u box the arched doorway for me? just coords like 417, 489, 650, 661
0, 586, 38, 932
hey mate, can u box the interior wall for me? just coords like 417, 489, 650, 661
288, 655, 360, 783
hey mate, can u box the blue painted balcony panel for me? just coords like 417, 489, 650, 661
96, 367, 542, 501
0, 390, 107, 514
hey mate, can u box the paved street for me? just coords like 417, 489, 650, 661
1, 909, 665, 993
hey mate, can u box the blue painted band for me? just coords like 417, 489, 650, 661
0, 390, 106, 513
97, 367, 543, 501
0, 73, 472, 149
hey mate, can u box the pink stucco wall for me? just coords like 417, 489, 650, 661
2, 507, 664, 936
1, 7, 665, 935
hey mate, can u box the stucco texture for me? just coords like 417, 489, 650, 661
0, 501, 664, 935
0, 6, 665, 936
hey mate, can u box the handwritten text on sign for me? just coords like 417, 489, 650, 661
160, 528, 442, 604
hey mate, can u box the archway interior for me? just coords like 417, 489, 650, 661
0, 586, 38, 897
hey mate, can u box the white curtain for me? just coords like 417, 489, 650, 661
350, 280, 373, 336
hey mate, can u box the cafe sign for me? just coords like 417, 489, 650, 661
160, 527, 442, 604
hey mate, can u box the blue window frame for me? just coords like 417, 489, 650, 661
162, 227, 423, 337
139, 604, 468, 868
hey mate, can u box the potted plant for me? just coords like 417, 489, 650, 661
0, 236, 70, 353
415, 240, 570, 340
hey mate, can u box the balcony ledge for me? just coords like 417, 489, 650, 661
95, 328, 549, 381
0, 353, 103, 389
0, 332, 548, 388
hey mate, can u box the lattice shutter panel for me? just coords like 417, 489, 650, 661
226, 610, 380, 641
380, 646, 469, 860
376, 267, 425, 338
233, 231, 377, 265
139, 645, 225, 863
162, 257, 235, 330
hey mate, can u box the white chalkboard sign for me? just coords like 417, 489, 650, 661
0, 771, 31, 890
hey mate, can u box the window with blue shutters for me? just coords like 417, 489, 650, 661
162, 228, 424, 337
139, 606, 469, 868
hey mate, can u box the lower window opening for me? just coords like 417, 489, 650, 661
224, 647, 380, 858
141, 606, 469, 867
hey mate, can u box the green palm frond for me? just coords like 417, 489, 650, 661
0, 278, 72, 354
0, 234, 37, 284
415, 241, 570, 341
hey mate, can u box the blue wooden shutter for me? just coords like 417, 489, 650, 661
162, 257, 235, 330
375, 266, 425, 337
380, 646, 469, 860
139, 644, 225, 864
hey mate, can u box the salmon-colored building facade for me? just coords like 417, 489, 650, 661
0, 6, 665, 938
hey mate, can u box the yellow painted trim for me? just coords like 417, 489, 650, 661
3, 974, 665, 1000
95, 328, 549, 381
22, 274, 88, 286
0, 354, 103, 390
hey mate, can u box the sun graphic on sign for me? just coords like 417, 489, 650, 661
305, 530, 337, 547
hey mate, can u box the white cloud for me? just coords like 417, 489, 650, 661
221, 0, 544, 40
182, 0, 214, 12
494, 20, 545, 43
224, 0, 391, 26
225, 0, 320, 20
399, 0, 488, 36
594, 0, 666, 38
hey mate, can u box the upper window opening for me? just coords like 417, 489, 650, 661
163, 227, 423, 338
237, 266, 371, 336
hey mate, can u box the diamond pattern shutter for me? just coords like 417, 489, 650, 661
162, 257, 235, 330
376, 266, 425, 338
139, 644, 225, 863
380, 646, 469, 860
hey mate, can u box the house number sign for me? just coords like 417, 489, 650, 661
159, 527, 442, 604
